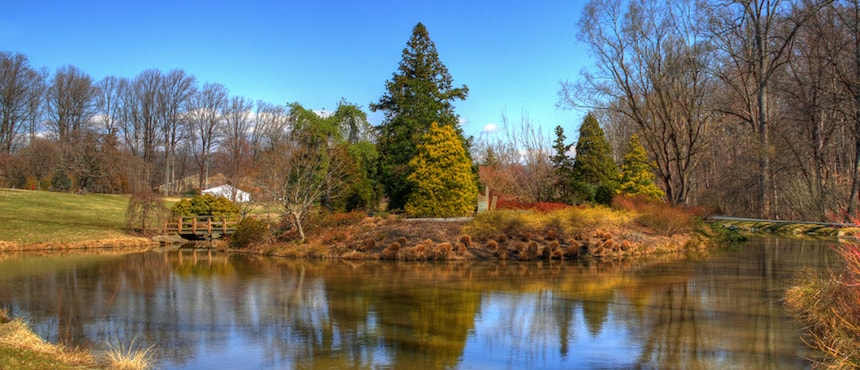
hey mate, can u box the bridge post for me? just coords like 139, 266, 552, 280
178, 217, 183, 234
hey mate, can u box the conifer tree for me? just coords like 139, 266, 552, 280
405, 122, 477, 217
371, 22, 469, 210
571, 113, 619, 204
618, 134, 664, 200
551, 125, 575, 203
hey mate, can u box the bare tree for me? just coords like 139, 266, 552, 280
121, 69, 163, 188
45, 65, 98, 145
706, 0, 834, 217
840, 0, 860, 218
474, 111, 555, 203
0, 51, 45, 154
561, 0, 716, 205
95, 75, 124, 136
221, 95, 253, 195
157, 69, 196, 195
187, 82, 228, 189
774, 2, 854, 219
251, 101, 290, 159
255, 140, 346, 242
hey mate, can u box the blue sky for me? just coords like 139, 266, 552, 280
0, 0, 591, 140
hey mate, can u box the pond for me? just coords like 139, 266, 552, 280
0, 237, 842, 369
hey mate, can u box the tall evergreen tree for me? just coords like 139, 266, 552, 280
370, 22, 469, 210
405, 122, 477, 218
571, 113, 619, 204
618, 134, 664, 200
551, 125, 575, 203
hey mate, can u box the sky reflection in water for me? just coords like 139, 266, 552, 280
0, 237, 840, 369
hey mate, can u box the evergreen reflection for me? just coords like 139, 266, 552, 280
0, 238, 841, 369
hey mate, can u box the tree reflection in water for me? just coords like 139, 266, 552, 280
0, 238, 839, 369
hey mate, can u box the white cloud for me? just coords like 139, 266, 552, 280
482, 123, 498, 133
458, 117, 468, 126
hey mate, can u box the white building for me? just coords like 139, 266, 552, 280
202, 184, 250, 203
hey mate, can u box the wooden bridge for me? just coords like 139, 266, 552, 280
163, 216, 242, 239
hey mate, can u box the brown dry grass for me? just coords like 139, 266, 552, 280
785, 229, 860, 369
0, 318, 94, 367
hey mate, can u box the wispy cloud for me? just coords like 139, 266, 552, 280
482, 123, 498, 133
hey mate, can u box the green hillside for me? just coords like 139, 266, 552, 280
0, 189, 134, 245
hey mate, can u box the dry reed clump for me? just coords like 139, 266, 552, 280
358, 238, 376, 252
432, 242, 453, 260
380, 242, 401, 260
612, 194, 699, 236
104, 336, 155, 370
454, 242, 467, 255
399, 246, 426, 261
785, 233, 860, 369
486, 239, 499, 251
541, 245, 551, 259
341, 250, 366, 260
519, 241, 540, 261
496, 247, 508, 261
459, 235, 472, 248
0, 318, 95, 367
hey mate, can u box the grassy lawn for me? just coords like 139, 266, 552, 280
0, 188, 133, 245
0, 346, 91, 370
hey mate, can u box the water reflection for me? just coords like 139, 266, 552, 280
0, 238, 840, 369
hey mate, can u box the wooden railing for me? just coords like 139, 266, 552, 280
163, 216, 242, 239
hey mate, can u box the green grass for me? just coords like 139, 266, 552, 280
0, 188, 134, 245
0, 346, 92, 370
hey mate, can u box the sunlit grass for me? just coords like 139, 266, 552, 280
0, 309, 155, 370
0, 318, 94, 369
786, 223, 860, 369
463, 206, 634, 242
0, 188, 139, 245
104, 336, 155, 370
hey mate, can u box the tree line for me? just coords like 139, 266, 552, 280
556, 0, 860, 221
3, 1, 860, 223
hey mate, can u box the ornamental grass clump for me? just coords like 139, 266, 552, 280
104, 336, 155, 370
612, 194, 699, 236
786, 227, 860, 369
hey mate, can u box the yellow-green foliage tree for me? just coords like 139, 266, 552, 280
405, 122, 477, 217
618, 134, 664, 200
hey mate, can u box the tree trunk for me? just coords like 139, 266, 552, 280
848, 1, 860, 221
759, 82, 771, 219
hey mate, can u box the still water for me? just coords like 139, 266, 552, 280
0, 238, 842, 369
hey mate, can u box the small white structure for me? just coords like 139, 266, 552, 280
202, 184, 250, 203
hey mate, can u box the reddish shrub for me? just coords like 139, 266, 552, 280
613, 194, 699, 236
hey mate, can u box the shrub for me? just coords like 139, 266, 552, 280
126, 191, 168, 234
171, 199, 194, 217
612, 194, 698, 236
229, 218, 271, 249
209, 196, 240, 216
171, 194, 240, 217
405, 122, 477, 217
